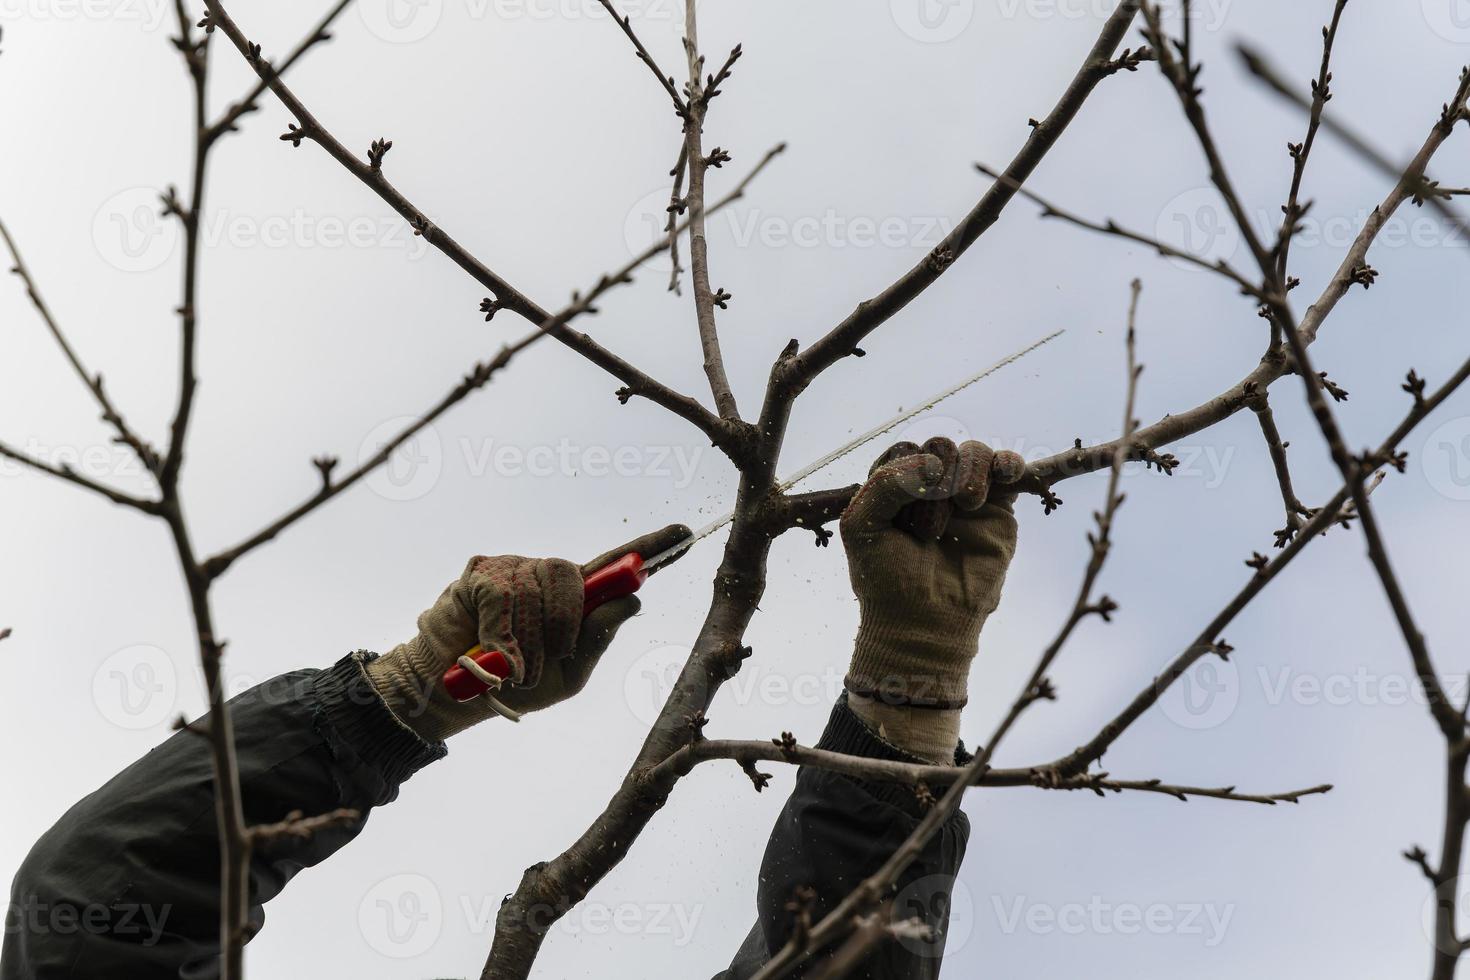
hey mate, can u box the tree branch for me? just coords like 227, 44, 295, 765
680, 1, 742, 419
198, 143, 785, 579
200, 0, 745, 455
1235, 42, 1470, 253
0, 217, 161, 475
776, 0, 1143, 395
0, 438, 159, 512
973, 162, 1266, 299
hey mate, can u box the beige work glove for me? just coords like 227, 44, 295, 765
365, 524, 691, 742
841, 437, 1023, 712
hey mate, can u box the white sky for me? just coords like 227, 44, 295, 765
4, 0, 1470, 977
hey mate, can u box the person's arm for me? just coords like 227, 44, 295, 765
720, 438, 1020, 980
4, 526, 688, 980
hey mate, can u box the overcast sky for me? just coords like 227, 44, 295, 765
4, 0, 1470, 977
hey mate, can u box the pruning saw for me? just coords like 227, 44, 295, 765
443, 328, 1064, 710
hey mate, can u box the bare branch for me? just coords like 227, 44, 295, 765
1050, 349, 1470, 778
1272, 0, 1349, 283
0, 438, 159, 513
201, 0, 747, 455
199, 144, 785, 579
680, 1, 742, 419
778, 0, 1142, 394
594, 0, 686, 114
973, 162, 1266, 299
1247, 387, 1312, 547
651, 737, 1331, 808
1235, 42, 1470, 252
0, 217, 161, 475
204, 0, 354, 145
247, 807, 360, 846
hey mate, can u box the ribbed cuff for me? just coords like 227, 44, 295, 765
312, 652, 446, 789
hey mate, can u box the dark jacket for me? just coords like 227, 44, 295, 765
4, 653, 966, 978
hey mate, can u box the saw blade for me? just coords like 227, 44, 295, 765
641, 328, 1064, 572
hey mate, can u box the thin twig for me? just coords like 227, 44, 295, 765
594, 0, 686, 113
198, 144, 785, 579
1235, 42, 1470, 252
680, 0, 741, 420
973, 162, 1266, 299
202, 0, 745, 455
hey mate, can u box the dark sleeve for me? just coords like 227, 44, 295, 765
717, 694, 970, 980
3, 651, 445, 980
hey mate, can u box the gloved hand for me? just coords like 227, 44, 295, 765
841, 437, 1023, 713
365, 524, 691, 742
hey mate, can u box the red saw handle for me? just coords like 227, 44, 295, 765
441, 553, 648, 702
